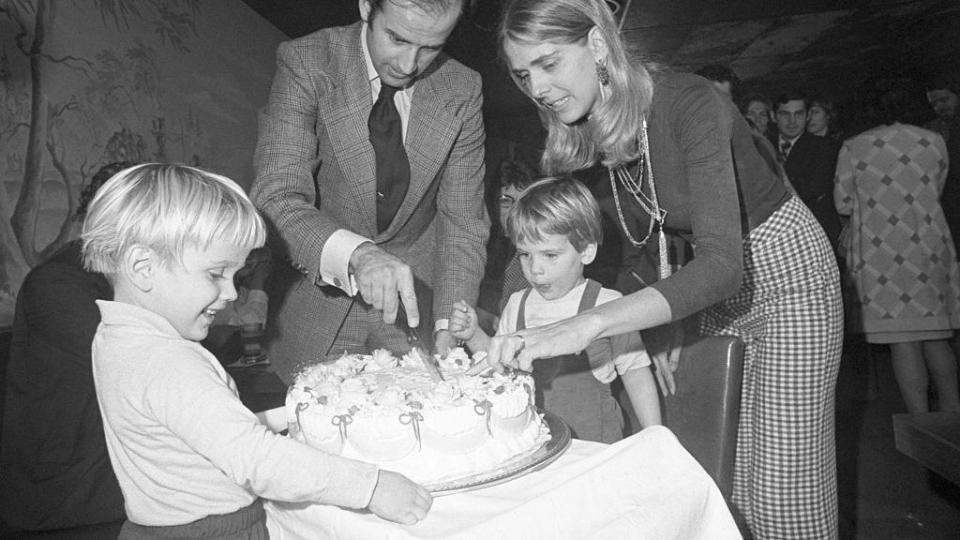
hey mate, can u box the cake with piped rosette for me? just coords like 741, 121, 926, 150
285, 348, 549, 486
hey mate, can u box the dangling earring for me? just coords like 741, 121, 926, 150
596, 59, 610, 86
596, 58, 610, 101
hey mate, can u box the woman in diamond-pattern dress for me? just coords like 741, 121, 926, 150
835, 88, 960, 413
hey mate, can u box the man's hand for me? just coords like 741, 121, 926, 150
350, 243, 419, 327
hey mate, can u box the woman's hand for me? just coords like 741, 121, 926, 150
642, 322, 683, 395
487, 313, 602, 371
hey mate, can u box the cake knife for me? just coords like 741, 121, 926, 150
397, 309, 444, 382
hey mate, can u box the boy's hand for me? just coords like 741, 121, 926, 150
367, 470, 433, 525
448, 300, 479, 342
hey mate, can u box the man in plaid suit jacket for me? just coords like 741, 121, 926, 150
252, 0, 489, 383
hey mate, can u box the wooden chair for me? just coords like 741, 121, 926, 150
662, 334, 745, 498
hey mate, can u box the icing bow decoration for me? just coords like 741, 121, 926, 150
474, 399, 493, 435
294, 402, 309, 437
399, 411, 424, 450
331, 413, 353, 443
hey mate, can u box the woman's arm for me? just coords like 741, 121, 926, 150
489, 286, 672, 371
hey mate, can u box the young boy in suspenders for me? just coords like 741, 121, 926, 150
451, 176, 661, 441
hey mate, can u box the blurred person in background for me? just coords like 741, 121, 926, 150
0, 162, 134, 532
807, 95, 839, 139
835, 84, 960, 414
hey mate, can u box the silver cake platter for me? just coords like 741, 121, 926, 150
424, 411, 572, 496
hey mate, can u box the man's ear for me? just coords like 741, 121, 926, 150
123, 245, 156, 293
580, 242, 598, 265
358, 0, 371, 23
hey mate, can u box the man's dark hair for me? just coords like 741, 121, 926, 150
922, 72, 960, 94
367, 0, 465, 22
878, 87, 910, 124
77, 161, 137, 219
695, 64, 740, 87
773, 91, 810, 111
499, 159, 536, 191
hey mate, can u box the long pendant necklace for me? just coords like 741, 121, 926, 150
607, 119, 671, 279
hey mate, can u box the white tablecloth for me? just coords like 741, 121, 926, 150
265, 425, 741, 539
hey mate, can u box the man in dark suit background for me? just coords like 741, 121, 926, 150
771, 92, 842, 252
253, 0, 489, 382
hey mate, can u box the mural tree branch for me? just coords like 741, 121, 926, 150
0, 0, 198, 282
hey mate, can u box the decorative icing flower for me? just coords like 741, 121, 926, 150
400, 348, 425, 368
369, 348, 397, 370
375, 385, 406, 408
440, 347, 471, 370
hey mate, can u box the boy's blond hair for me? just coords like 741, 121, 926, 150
505, 176, 602, 252
81, 163, 266, 274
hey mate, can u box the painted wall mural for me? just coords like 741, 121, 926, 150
0, 0, 288, 326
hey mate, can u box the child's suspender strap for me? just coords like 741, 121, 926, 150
516, 279, 602, 331
576, 279, 603, 314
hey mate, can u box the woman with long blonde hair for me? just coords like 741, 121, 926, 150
489, 0, 843, 537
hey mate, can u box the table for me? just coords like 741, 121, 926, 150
893, 412, 960, 486
265, 425, 741, 539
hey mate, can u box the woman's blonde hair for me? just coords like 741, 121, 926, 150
498, 0, 653, 173
81, 163, 266, 274
505, 176, 602, 252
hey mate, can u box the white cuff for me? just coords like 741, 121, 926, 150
434, 319, 449, 334
614, 350, 652, 374
319, 229, 371, 296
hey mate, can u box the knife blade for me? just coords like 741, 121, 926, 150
397, 309, 444, 382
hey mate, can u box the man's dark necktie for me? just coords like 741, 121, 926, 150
368, 84, 410, 233
778, 140, 792, 163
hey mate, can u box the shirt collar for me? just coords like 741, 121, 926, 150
360, 22, 378, 86
97, 299, 182, 339
530, 279, 589, 303
779, 133, 802, 146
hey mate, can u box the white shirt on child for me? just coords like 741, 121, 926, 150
92, 300, 379, 526
497, 281, 650, 383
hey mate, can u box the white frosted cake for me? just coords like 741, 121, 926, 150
285, 348, 550, 486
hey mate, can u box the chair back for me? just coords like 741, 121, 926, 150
662, 334, 744, 497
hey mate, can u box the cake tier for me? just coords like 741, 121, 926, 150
286, 349, 550, 486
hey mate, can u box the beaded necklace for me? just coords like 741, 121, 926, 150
607, 119, 671, 279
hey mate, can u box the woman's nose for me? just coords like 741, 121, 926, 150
529, 74, 549, 101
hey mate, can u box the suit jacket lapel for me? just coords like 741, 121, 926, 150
317, 23, 378, 237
